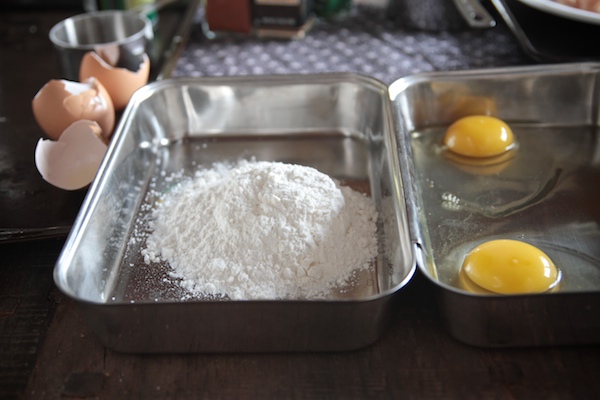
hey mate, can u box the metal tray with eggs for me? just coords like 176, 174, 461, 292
390, 62, 600, 347
53, 63, 600, 353
53, 73, 416, 353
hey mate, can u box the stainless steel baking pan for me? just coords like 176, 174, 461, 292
53, 74, 416, 353
390, 62, 600, 347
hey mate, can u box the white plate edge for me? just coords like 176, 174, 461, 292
516, 0, 600, 25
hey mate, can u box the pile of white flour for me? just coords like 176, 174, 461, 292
141, 160, 378, 300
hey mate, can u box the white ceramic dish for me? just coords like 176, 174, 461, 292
517, 0, 600, 25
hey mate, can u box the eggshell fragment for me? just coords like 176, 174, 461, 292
80, 50, 150, 110
32, 78, 115, 141
35, 120, 108, 190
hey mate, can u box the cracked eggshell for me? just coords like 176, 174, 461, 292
79, 51, 150, 110
32, 78, 115, 142
35, 120, 108, 191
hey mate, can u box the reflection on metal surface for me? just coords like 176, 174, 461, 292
53, 74, 416, 353
453, 0, 496, 28
438, 165, 563, 218
392, 63, 600, 347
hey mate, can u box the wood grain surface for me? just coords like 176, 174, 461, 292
1, 239, 597, 399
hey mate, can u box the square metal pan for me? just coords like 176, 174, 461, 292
53, 74, 416, 353
390, 62, 600, 347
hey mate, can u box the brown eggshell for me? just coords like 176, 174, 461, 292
79, 51, 150, 110
32, 78, 115, 141
34, 120, 108, 191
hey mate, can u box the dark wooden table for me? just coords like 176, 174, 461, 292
1, 5, 599, 400
3, 238, 600, 399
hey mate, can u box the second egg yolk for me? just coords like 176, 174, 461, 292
444, 115, 515, 158
461, 239, 560, 295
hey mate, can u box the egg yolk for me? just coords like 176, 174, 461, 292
461, 240, 560, 295
444, 116, 515, 158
